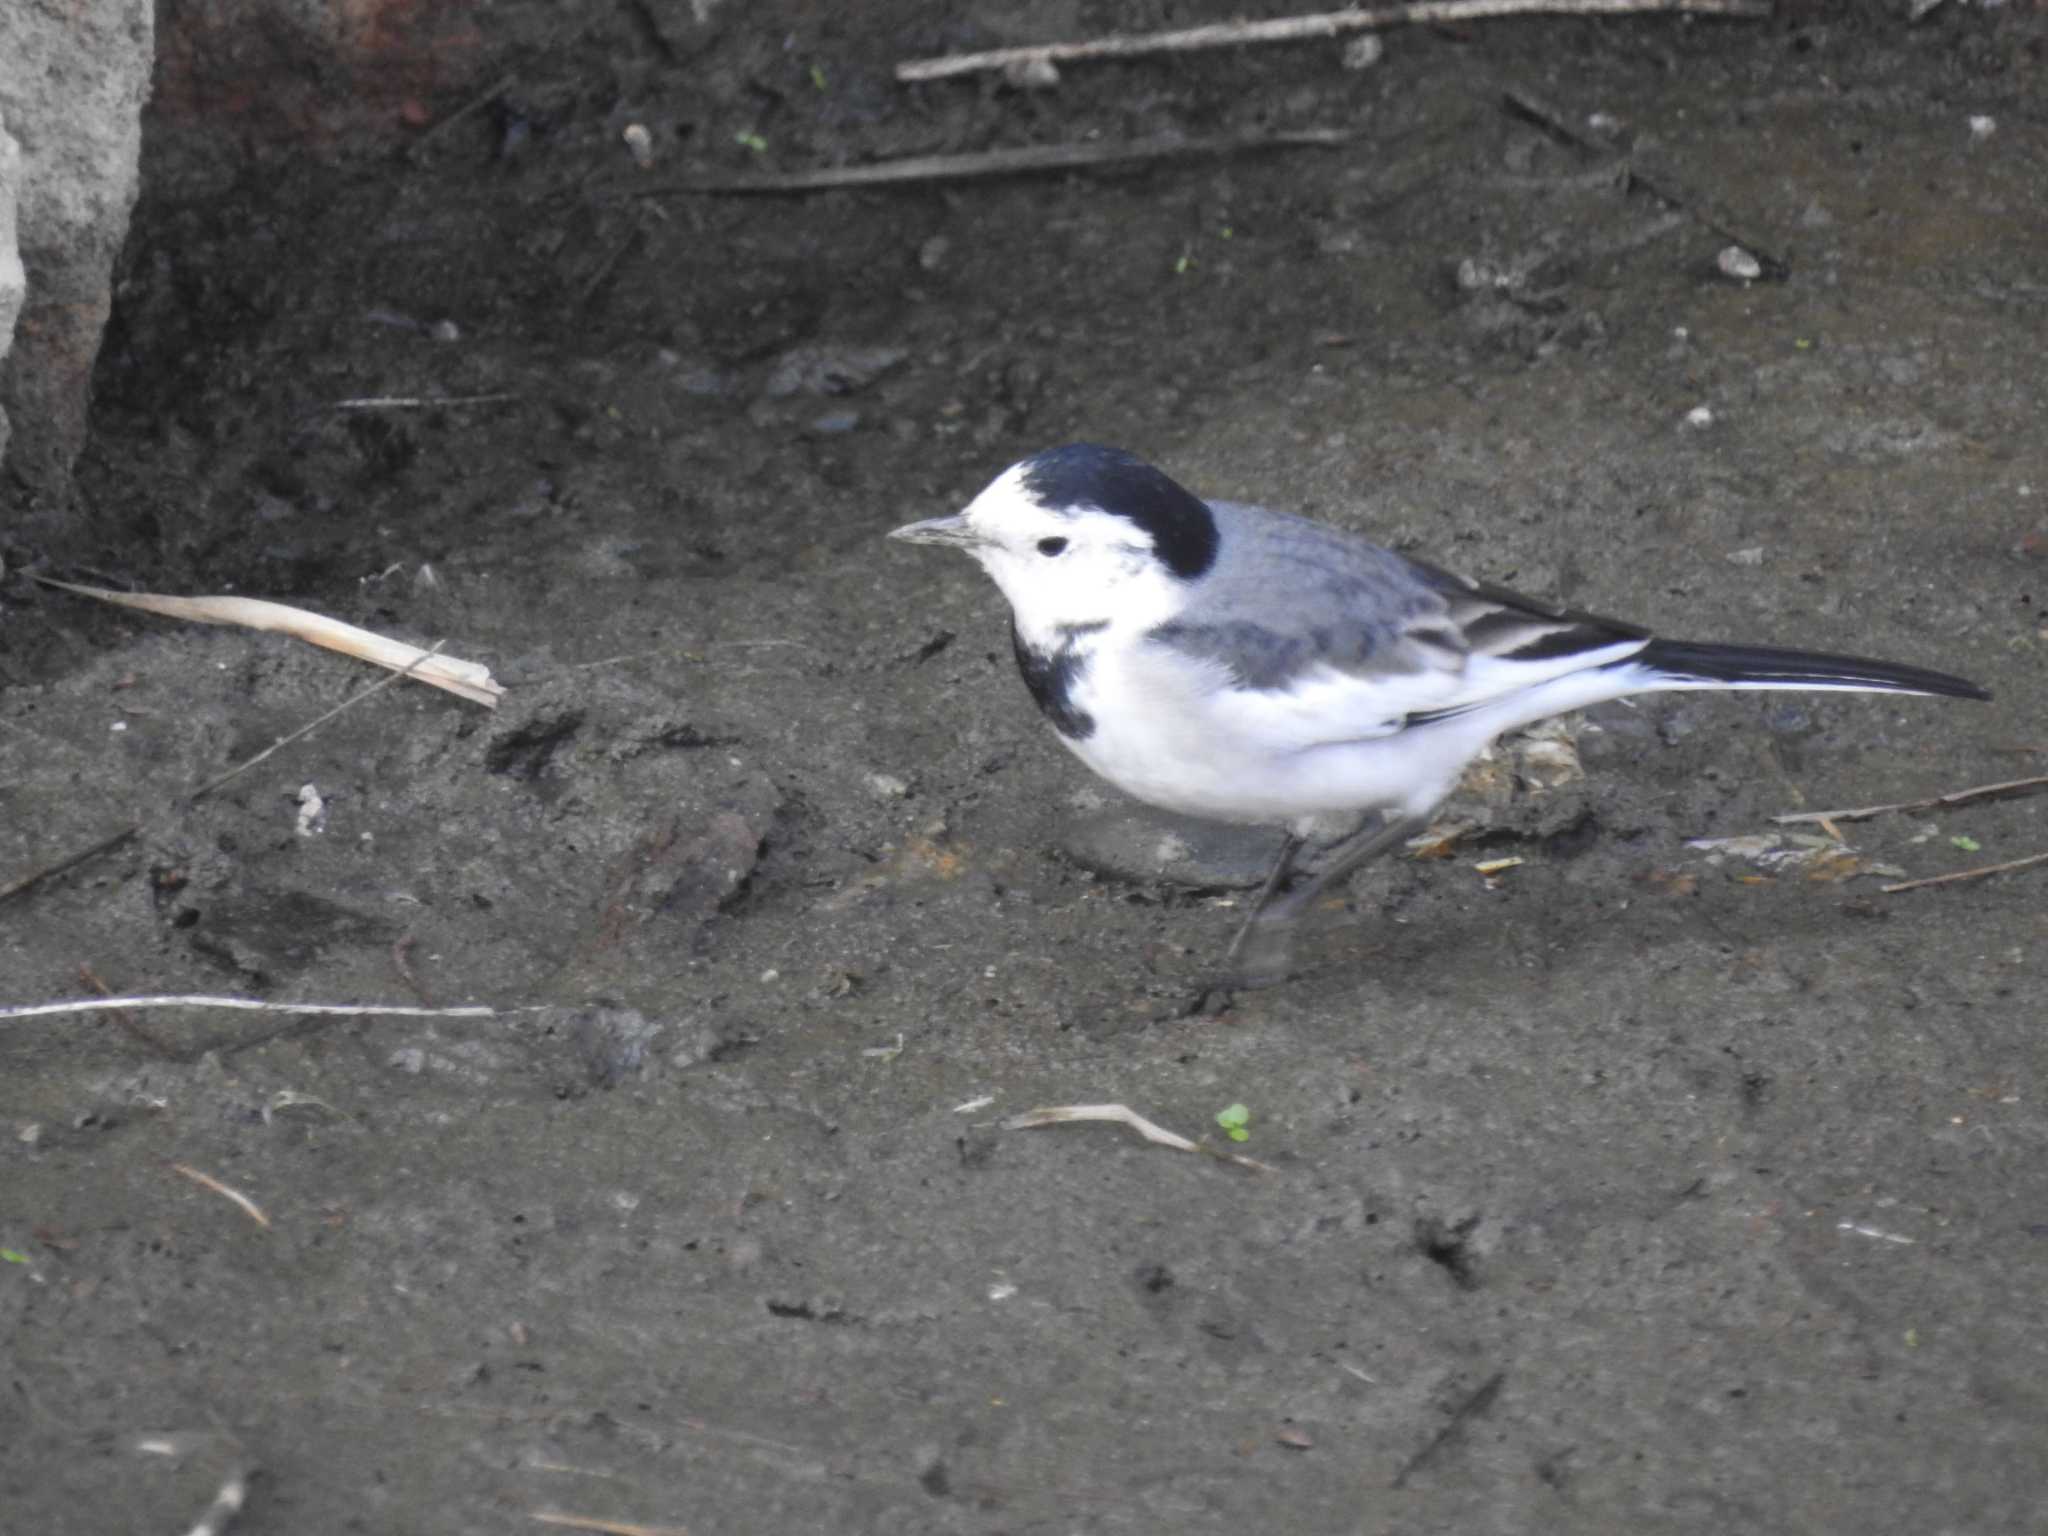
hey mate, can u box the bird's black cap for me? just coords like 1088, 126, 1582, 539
1017, 443, 1220, 581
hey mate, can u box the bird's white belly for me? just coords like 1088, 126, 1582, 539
1059, 643, 1471, 828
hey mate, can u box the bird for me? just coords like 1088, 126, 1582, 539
888, 443, 1990, 985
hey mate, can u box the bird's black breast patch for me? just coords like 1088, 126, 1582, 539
1019, 443, 1219, 581
1011, 622, 1096, 740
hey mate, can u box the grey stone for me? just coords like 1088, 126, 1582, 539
0, 114, 22, 471
1057, 805, 1287, 890
0, 0, 153, 517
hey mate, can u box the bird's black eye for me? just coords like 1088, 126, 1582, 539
1036, 537, 1069, 557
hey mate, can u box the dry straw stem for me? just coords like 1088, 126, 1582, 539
33, 577, 504, 708
531, 1514, 692, 1536
0, 994, 502, 1023
641, 128, 1354, 196
1881, 850, 2048, 896
897, 0, 1768, 82
170, 1163, 271, 1229
1773, 774, 2048, 826
1006, 1102, 1276, 1172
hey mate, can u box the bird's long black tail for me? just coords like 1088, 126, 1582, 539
1633, 639, 1990, 701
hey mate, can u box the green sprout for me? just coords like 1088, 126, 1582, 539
1951, 835, 1982, 853
0, 1248, 28, 1264
1215, 1103, 1251, 1143
810, 64, 828, 91
734, 130, 768, 153
1174, 249, 1195, 275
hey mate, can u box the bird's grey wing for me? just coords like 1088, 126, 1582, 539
1147, 501, 1652, 735
1146, 502, 1468, 692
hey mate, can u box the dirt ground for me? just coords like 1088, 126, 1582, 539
5, 3, 2047, 1531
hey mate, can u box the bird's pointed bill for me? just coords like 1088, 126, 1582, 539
888, 513, 978, 547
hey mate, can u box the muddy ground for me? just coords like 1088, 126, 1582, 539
4, 3, 2048, 1531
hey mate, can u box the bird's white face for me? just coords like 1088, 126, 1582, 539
889, 461, 1189, 640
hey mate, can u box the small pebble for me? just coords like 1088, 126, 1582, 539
1341, 35, 1383, 70
1684, 406, 1714, 428
1716, 245, 1762, 282
1001, 56, 1060, 89
1968, 115, 1995, 141
622, 122, 654, 168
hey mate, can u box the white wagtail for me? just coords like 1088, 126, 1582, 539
890, 444, 1990, 983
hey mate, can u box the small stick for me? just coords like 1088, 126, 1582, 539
634, 129, 1353, 197
897, 0, 1768, 82
187, 641, 446, 803
79, 962, 179, 1059
170, 1163, 271, 1229
329, 394, 520, 411
1005, 1102, 1275, 1172
406, 70, 517, 157
530, 1515, 692, 1536
0, 823, 137, 907
1772, 774, 2048, 827
1501, 86, 1789, 278
0, 995, 502, 1023
1881, 851, 2048, 896
1391, 1371, 1506, 1489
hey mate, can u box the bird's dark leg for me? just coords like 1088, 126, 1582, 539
1221, 831, 1305, 984
1224, 813, 1430, 987
1246, 832, 1308, 922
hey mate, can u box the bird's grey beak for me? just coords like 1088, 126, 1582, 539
888, 513, 979, 549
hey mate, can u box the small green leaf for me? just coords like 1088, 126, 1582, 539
1215, 1103, 1251, 1142
809, 64, 828, 91
0, 1248, 28, 1264
734, 130, 768, 153
1951, 835, 1982, 853
1794, 337, 1813, 350
1173, 251, 1194, 275
1219, 226, 1234, 239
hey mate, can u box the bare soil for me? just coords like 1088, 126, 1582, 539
5, 4, 2047, 1532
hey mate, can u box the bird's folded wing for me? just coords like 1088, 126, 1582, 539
1148, 505, 1651, 751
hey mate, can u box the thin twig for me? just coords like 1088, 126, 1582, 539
1005, 1102, 1275, 1172
329, 394, 520, 411
897, 0, 1768, 82
170, 1163, 272, 1229
634, 129, 1354, 197
79, 962, 179, 1059
1391, 1371, 1506, 1489
187, 641, 446, 803
0, 995, 502, 1022
1772, 775, 2048, 827
1881, 851, 2048, 895
0, 823, 137, 906
1501, 85, 1789, 279
406, 70, 517, 158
